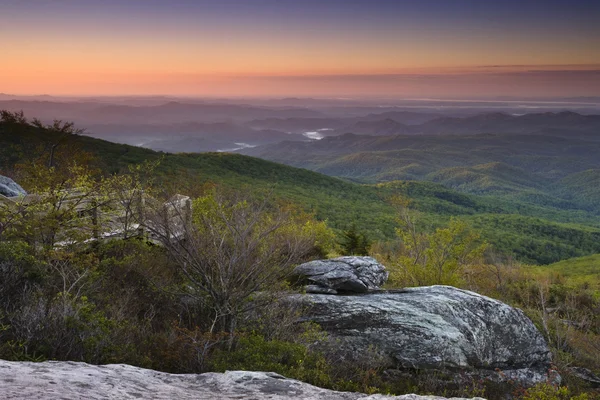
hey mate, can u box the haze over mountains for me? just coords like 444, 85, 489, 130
241, 111, 600, 213
3, 117, 600, 266
2, 95, 600, 153
2, 96, 600, 215
4, 0, 600, 397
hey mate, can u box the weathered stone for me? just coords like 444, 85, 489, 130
0, 175, 27, 198
292, 256, 388, 293
0, 360, 485, 399
293, 285, 553, 388
305, 284, 339, 294
569, 367, 600, 388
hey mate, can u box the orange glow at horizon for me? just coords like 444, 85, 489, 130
2, 1, 599, 97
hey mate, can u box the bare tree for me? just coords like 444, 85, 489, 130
30, 118, 84, 169
147, 190, 317, 342
102, 161, 159, 240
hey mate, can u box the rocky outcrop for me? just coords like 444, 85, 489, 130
0, 360, 484, 399
292, 256, 388, 294
0, 175, 27, 198
293, 285, 553, 387
569, 367, 600, 388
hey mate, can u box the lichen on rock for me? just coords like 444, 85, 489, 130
292, 285, 553, 388
292, 256, 389, 294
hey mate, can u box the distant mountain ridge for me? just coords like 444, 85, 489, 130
248, 110, 600, 137
338, 111, 600, 136
85, 121, 305, 152
0, 100, 326, 125
240, 113, 600, 213
336, 118, 413, 136
246, 111, 444, 133
2, 115, 600, 264
411, 111, 600, 135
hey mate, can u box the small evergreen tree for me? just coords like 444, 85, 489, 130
340, 224, 370, 256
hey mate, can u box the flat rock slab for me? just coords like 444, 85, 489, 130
0, 360, 484, 400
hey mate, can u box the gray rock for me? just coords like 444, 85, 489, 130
306, 284, 339, 294
0, 359, 485, 399
0, 175, 27, 198
569, 367, 600, 387
293, 256, 388, 293
293, 285, 553, 387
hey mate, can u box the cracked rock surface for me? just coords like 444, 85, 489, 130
292, 256, 389, 293
293, 285, 553, 387
0, 360, 484, 400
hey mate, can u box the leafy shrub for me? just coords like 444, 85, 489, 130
211, 334, 334, 388
522, 382, 592, 400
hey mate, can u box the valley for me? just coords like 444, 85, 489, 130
2, 101, 600, 399
3, 1, 600, 398
2, 110, 600, 265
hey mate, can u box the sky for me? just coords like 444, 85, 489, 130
1, 0, 600, 98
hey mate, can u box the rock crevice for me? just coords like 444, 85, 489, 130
293, 285, 553, 387
292, 256, 389, 294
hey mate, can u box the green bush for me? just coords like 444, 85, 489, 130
211, 334, 333, 388
522, 383, 591, 400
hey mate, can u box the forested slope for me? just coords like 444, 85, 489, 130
2, 115, 600, 264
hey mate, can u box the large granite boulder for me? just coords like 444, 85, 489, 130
0, 175, 27, 198
0, 360, 484, 399
292, 256, 388, 294
294, 285, 553, 388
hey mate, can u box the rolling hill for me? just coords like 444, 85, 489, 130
0, 100, 325, 125
2, 116, 600, 265
334, 118, 413, 136
531, 253, 600, 288
241, 124, 600, 214
410, 111, 600, 135
425, 163, 549, 195
553, 169, 600, 211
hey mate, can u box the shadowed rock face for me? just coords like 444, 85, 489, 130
294, 285, 553, 387
0, 175, 27, 198
292, 256, 389, 294
0, 360, 484, 400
